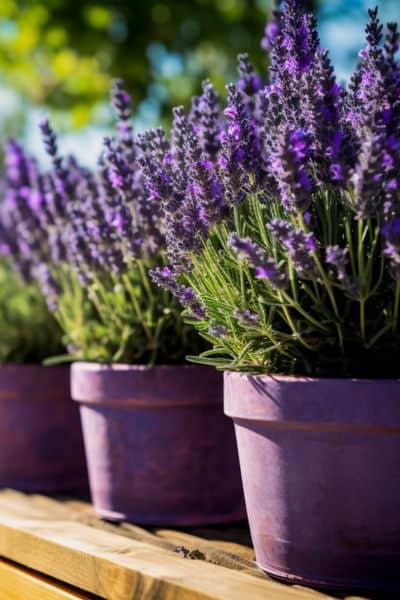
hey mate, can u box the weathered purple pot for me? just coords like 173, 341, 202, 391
0, 365, 88, 492
71, 362, 245, 525
225, 372, 400, 590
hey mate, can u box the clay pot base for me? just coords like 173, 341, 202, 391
259, 561, 400, 592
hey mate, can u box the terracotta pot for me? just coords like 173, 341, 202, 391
224, 372, 400, 590
71, 362, 245, 525
0, 364, 88, 492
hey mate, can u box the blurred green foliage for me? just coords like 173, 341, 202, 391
0, 259, 64, 363
0, 0, 278, 126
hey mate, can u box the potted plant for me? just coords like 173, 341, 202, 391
147, 1, 400, 589
0, 144, 87, 492
11, 80, 244, 525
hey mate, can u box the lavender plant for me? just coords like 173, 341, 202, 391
0, 259, 64, 363
0, 145, 64, 363
147, 1, 400, 377
3, 80, 203, 364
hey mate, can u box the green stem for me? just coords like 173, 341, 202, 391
233, 204, 242, 237
287, 258, 298, 304
336, 323, 345, 356
393, 280, 400, 332
122, 272, 152, 340
277, 291, 314, 351
366, 323, 393, 349
360, 298, 366, 343
148, 316, 166, 367
280, 289, 329, 332
312, 252, 340, 319
357, 219, 366, 343
345, 220, 356, 275
137, 259, 154, 304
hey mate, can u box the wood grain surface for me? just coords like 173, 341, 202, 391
0, 557, 99, 600
0, 490, 389, 600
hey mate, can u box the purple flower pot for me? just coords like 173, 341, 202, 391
71, 362, 245, 525
0, 364, 88, 492
224, 372, 400, 590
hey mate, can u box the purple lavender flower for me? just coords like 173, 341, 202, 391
268, 219, 317, 279
110, 78, 135, 161
353, 139, 382, 217
326, 245, 348, 279
326, 245, 359, 296
229, 233, 287, 288
346, 7, 399, 143
1, 80, 171, 309
0, 139, 54, 284
228, 233, 265, 264
33, 263, 61, 310
219, 84, 263, 203
208, 324, 228, 338
271, 128, 314, 212
269, 3, 318, 82
262, 19, 280, 52
150, 266, 206, 319
382, 218, 400, 278
189, 80, 223, 159
237, 53, 263, 97
257, 0, 357, 191
178, 286, 206, 320
38, 117, 58, 159
233, 309, 259, 325
150, 266, 180, 294
139, 104, 226, 271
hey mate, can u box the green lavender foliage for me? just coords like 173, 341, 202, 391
53, 258, 204, 365
182, 193, 400, 377
0, 259, 64, 363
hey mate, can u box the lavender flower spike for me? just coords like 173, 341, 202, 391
110, 78, 135, 160
229, 234, 287, 289
268, 219, 317, 279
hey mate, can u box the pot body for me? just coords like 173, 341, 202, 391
0, 364, 87, 492
224, 372, 400, 590
71, 362, 245, 525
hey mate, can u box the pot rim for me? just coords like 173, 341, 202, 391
0, 363, 68, 370
224, 371, 400, 383
224, 371, 400, 428
71, 361, 206, 372
0, 363, 70, 402
71, 361, 222, 406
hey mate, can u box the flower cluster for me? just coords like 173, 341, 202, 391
0, 139, 52, 283
0, 142, 64, 362
2, 0, 400, 376
138, 86, 227, 272
148, 0, 400, 377
29, 81, 165, 289
0, 80, 204, 364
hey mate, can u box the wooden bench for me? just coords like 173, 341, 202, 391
0, 490, 388, 599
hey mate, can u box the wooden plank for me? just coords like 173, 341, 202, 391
0, 558, 95, 600
4, 491, 175, 551
1, 492, 372, 599
0, 491, 334, 600
13, 493, 260, 576
0, 492, 257, 574
153, 528, 257, 574
13, 492, 257, 570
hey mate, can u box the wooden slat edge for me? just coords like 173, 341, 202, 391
0, 516, 331, 600
0, 558, 95, 600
